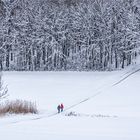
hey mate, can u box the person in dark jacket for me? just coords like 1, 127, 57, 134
57, 105, 61, 113
60, 103, 64, 112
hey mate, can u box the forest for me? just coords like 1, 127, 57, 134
0, 0, 140, 71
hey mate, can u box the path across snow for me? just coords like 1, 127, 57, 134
0, 66, 140, 140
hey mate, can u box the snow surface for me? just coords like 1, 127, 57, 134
0, 67, 140, 140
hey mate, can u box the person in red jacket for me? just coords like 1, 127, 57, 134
60, 103, 64, 112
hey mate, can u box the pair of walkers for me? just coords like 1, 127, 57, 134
57, 103, 64, 113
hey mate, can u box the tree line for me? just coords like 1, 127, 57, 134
0, 0, 140, 71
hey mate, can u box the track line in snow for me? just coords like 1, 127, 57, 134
64, 67, 140, 111
112, 68, 140, 86
2, 67, 140, 125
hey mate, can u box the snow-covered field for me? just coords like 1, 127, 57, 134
0, 67, 140, 140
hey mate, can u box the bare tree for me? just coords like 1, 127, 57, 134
0, 72, 8, 101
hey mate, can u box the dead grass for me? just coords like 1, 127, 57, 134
0, 100, 38, 116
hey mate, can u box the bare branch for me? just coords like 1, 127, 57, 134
0, 72, 8, 101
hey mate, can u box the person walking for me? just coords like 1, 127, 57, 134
60, 103, 64, 112
57, 104, 61, 113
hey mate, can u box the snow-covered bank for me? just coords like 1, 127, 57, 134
0, 69, 140, 140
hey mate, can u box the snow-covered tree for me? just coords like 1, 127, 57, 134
0, 0, 140, 71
